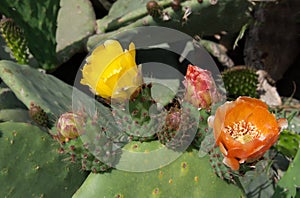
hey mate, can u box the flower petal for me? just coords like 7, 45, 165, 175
223, 157, 240, 171
80, 40, 142, 100
246, 106, 278, 136
238, 96, 268, 109
213, 101, 235, 144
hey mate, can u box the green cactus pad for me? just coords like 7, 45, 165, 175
274, 148, 300, 197
122, 140, 165, 153
0, 0, 60, 69
192, 108, 210, 148
238, 159, 276, 198
0, 82, 26, 110
56, 0, 96, 65
73, 149, 244, 197
0, 121, 87, 197
62, 138, 112, 173
275, 129, 300, 159
112, 84, 163, 142
0, 109, 31, 123
222, 66, 259, 99
0, 61, 73, 119
88, 0, 251, 50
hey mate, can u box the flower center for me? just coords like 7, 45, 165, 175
224, 120, 261, 144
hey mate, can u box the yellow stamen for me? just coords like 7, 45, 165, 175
224, 120, 260, 144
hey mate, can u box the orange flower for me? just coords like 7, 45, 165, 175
211, 96, 287, 170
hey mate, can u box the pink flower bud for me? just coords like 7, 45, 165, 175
56, 112, 85, 140
183, 64, 220, 109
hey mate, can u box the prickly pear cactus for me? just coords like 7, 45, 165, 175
61, 138, 112, 173
0, 61, 73, 119
192, 108, 211, 148
157, 102, 199, 151
112, 84, 162, 142
222, 66, 259, 99
88, 0, 252, 50
274, 148, 300, 197
0, 122, 87, 197
0, 18, 29, 64
207, 145, 236, 182
73, 148, 244, 197
0, 0, 60, 69
56, 0, 96, 64
56, 111, 125, 173
275, 129, 300, 158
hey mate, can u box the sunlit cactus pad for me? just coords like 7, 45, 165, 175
0, 122, 87, 197
73, 148, 244, 197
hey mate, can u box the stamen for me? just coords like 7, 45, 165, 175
224, 120, 260, 144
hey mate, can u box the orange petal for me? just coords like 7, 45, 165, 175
223, 157, 240, 171
238, 96, 268, 109
219, 142, 228, 156
277, 118, 288, 131
224, 101, 255, 126
246, 106, 278, 136
213, 101, 235, 143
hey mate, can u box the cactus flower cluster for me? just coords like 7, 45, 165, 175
51, 39, 292, 196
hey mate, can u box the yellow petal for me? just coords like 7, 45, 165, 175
129, 42, 136, 60
80, 40, 141, 100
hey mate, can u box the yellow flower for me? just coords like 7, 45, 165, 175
80, 40, 143, 100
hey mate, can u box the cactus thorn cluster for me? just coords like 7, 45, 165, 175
222, 66, 259, 100
112, 83, 162, 142
208, 144, 236, 183
29, 102, 48, 127
0, 17, 29, 64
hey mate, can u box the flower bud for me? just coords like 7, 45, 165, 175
183, 64, 220, 109
56, 112, 85, 140
146, 0, 162, 17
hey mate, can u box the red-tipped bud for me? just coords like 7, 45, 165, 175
183, 65, 220, 109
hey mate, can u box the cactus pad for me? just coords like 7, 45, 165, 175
0, 121, 87, 197
0, 82, 26, 110
275, 129, 300, 158
157, 102, 199, 151
0, 61, 73, 119
112, 84, 163, 142
274, 148, 300, 197
61, 138, 112, 173
73, 149, 244, 197
56, 0, 96, 64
